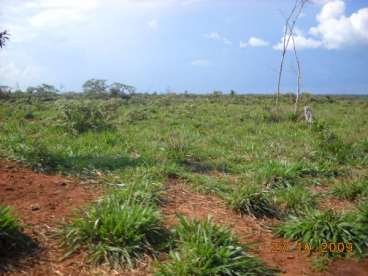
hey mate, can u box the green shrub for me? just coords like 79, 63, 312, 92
156, 216, 276, 276
61, 195, 166, 267
227, 184, 279, 218
60, 101, 113, 134
275, 210, 367, 257
272, 185, 316, 216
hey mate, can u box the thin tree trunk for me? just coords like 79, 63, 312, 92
276, 0, 307, 110
291, 28, 302, 114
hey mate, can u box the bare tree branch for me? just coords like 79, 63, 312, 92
276, 0, 308, 109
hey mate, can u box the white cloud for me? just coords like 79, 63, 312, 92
240, 36, 269, 48
191, 59, 210, 67
273, 0, 368, 50
148, 19, 159, 30
309, 0, 368, 49
273, 33, 323, 50
204, 32, 232, 45
0, 51, 43, 87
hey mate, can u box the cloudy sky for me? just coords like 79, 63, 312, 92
0, 0, 367, 93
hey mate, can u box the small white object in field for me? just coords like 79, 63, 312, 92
304, 106, 313, 125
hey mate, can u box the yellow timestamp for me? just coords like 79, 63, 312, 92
271, 241, 353, 254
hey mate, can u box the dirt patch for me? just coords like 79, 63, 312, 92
162, 179, 367, 276
0, 160, 102, 275
309, 185, 355, 212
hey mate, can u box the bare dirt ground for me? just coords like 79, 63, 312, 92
1, 160, 367, 276
161, 179, 368, 276
0, 160, 101, 275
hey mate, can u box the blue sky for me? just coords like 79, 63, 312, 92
0, 0, 367, 94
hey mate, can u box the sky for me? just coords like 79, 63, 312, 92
0, 0, 367, 94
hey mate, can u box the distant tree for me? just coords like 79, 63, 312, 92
0, 30, 9, 48
109, 82, 136, 98
82, 79, 108, 95
37, 84, 58, 94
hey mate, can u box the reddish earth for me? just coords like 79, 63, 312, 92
162, 179, 368, 276
1, 159, 367, 275
309, 185, 356, 212
0, 160, 102, 275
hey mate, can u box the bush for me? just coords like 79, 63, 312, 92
61, 195, 166, 267
275, 210, 367, 257
60, 101, 113, 134
156, 216, 276, 276
227, 184, 279, 218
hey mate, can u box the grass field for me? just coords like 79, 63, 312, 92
0, 93, 367, 274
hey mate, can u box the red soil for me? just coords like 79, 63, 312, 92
0, 160, 101, 275
162, 179, 368, 276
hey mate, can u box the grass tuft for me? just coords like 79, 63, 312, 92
156, 216, 276, 275
272, 185, 316, 216
275, 209, 368, 257
60, 192, 167, 268
227, 184, 279, 218
331, 180, 368, 201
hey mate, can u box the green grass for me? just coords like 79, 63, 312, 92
61, 192, 167, 267
155, 216, 276, 276
0, 206, 22, 250
271, 185, 317, 216
331, 179, 368, 200
226, 184, 279, 218
1, 94, 368, 271
275, 209, 368, 257
0, 205, 34, 259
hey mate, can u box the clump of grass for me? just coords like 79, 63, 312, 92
258, 161, 302, 188
311, 255, 332, 272
60, 101, 113, 134
0, 206, 21, 251
164, 130, 198, 162
61, 196, 166, 268
331, 180, 368, 201
275, 209, 367, 257
272, 185, 316, 216
11, 141, 64, 172
156, 216, 276, 275
0, 206, 33, 256
106, 178, 164, 206
315, 125, 354, 164
227, 184, 279, 218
